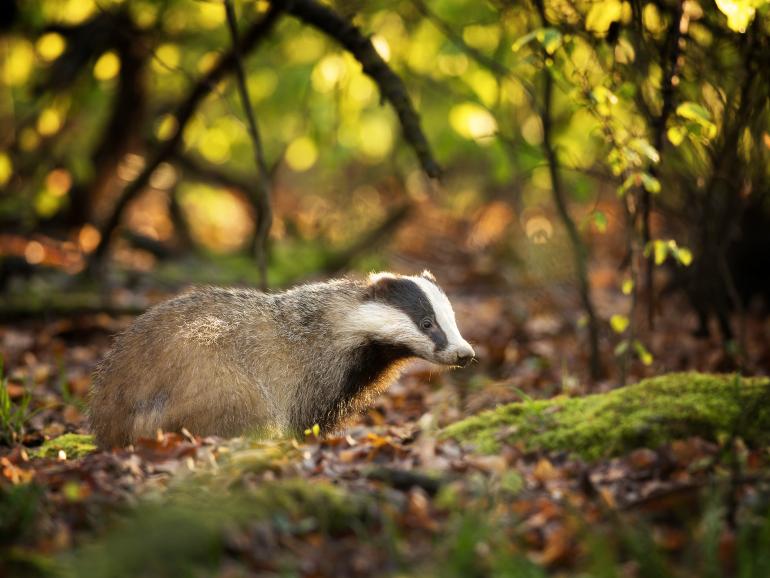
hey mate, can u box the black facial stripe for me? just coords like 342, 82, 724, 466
370, 277, 449, 351
427, 325, 448, 351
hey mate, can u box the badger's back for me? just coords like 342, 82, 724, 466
90, 287, 292, 447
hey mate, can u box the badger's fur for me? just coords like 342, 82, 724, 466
89, 271, 474, 448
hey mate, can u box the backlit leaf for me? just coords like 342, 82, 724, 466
536, 28, 563, 54
667, 126, 686, 146
715, 0, 759, 32
676, 102, 712, 125
622, 279, 634, 295
586, 0, 623, 34
641, 173, 661, 194
610, 314, 629, 333
634, 341, 654, 365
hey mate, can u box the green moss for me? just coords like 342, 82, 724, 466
443, 373, 770, 460
33, 434, 96, 459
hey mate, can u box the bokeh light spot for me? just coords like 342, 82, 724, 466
36, 33, 66, 62
0, 153, 12, 186
24, 241, 45, 265
94, 51, 121, 81
4, 40, 34, 86
449, 103, 498, 143
37, 109, 62, 136
286, 137, 318, 172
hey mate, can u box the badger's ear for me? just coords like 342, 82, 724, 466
420, 270, 436, 283
366, 272, 396, 300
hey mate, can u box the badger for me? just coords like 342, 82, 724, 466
89, 271, 475, 448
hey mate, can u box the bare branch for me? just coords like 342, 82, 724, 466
224, 0, 273, 290
87, 4, 283, 274
321, 203, 412, 276
533, 0, 603, 380
175, 152, 266, 254
410, 0, 509, 78
643, 0, 685, 329
278, 0, 441, 179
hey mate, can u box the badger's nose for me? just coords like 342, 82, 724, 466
456, 354, 473, 367
456, 345, 475, 367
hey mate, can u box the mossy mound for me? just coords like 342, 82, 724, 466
443, 373, 770, 460
34, 434, 96, 459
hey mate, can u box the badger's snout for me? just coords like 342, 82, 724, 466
456, 351, 474, 367
433, 342, 474, 367
454, 343, 475, 367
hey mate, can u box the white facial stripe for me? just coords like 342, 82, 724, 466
409, 276, 469, 351
339, 301, 431, 353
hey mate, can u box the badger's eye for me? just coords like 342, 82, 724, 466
420, 318, 434, 330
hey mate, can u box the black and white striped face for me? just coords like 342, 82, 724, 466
349, 271, 475, 367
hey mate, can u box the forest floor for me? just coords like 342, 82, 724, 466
2, 232, 770, 577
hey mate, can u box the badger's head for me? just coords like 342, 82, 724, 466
344, 270, 475, 367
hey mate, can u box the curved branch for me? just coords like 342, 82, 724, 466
87, 4, 284, 273
278, 0, 441, 179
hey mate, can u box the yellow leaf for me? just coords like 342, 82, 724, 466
667, 126, 686, 146
621, 279, 634, 295
676, 247, 693, 266
634, 341, 654, 366
610, 314, 629, 333
586, 0, 623, 34
715, 0, 757, 32
371, 35, 391, 62
155, 114, 177, 141
653, 240, 667, 265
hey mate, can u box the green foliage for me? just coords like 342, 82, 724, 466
0, 361, 33, 446
444, 373, 770, 459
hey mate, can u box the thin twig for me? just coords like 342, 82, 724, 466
86, 4, 283, 274
533, 0, 602, 380
410, 0, 509, 78
278, 0, 441, 179
320, 203, 412, 276
643, 0, 685, 330
224, 0, 272, 290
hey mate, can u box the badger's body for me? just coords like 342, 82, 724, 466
89, 272, 474, 448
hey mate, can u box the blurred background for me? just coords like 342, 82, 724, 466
3, 2, 770, 576
1, 0, 769, 389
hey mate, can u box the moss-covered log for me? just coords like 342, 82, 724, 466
443, 373, 770, 459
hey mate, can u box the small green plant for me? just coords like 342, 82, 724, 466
0, 359, 34, 446
56, 361, 87, 412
